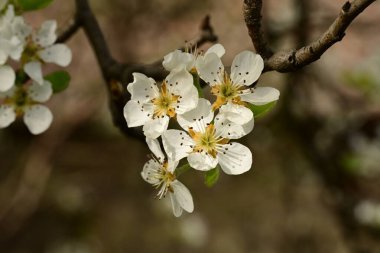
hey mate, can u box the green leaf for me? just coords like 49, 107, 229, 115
45, 71, 70, 93
248, 101, 277, 118
204, 166, 220, 187
16, 0, 54, 11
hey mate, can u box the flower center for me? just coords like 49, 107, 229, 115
3, 87, 32, 115
152, 82, 179, 118
153, 161, 176, 198
211, 72, 245, 110
189, 124, 229, 158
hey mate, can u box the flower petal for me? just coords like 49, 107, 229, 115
27, 80, 53, 103
23, 105, 53, 135
141, 158, 162, 185
205, 43, 225, 58
218, 142, 252, 175
177, 98, 213, 132
218, 103, 253, 125
231, 51, 263, 85
166, 68, 198, 114
162, 129, 193, 161
240, 87, 280, 105
123, 100, 152, 128
142, 115, 169, 139
196, 52, 224, 86
170, 192, 183, 217
0, 104, 16, 128
171, 180, 194, 213
214, 113, 254, 139
11, 16, 32, 43
146, 137, 165, 162
0, 65, 15, 92
163, 50, 194, 72
38, 44, 72, 67
24, 61, 43, 85
127, 72, 158, 103
188, 152, 218, 171
34, 20, 57, 47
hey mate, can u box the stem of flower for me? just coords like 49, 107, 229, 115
175, 163, 192, 178
192, 73, 203, 98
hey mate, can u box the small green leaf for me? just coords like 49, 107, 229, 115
248, 101, 277, 118
45, 71, 70, 93
204, 166, 220, 187
16, 0, 54, 11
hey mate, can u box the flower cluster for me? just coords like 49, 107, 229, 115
0, 4, 72, 134
125, 44, 280, 217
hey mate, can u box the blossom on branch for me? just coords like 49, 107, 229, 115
196, 50, 280, 123
142, 138, 194, 217
0, 80, 53, 134
124, 68, 198, 139
163, 98, 253, 174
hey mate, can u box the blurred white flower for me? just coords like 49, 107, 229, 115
0, 80, 53, 134
196, 50, 279, 124
354, 200, 380, 227
163, 98, 253, 174
163, 43, 225, 73
142, 138, 194, 217
19, 20, 72, 84
124, 69, 198, 139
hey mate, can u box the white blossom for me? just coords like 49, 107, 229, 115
124, 68, 198, 139
163, 98, 253, 174
142, 138, 194, 217
18, 20, 72, 84
163, 43, 225, 73
196, 50, 280, 124
0, 80, 53, 134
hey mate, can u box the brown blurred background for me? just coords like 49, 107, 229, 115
1, 0, 380, 252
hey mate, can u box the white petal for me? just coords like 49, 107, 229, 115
24, 61, 43, 85
205, 43, 225, 58
177, 98, 213, 132
162, 129, 193, 161
23, 105, 53, 135
0, 48, 7, 65
0, 65, 15, 92
165, 69, 198, 114
38, 44, 72, 67
170, 192, 183, 217
127, 72, 158, 103
141, 158, 162, 185
214, 113, 254, 139
27, 80, 52, 103
163, 50, 195, 72
195, 52, 224, 86
123, 100, 152, 128
218, 142, 252, 175
0, 85, 15, 99
167, 159, 179, 173
218, 103, 253, 125
142, 116, 169, 139
171, 180, 194, 213
146, 137, 165, 162
11, 16, 32, 42
0, 104, 16, 128
34, 20, 57, 47
231, 51, 263, 85
240, 87, 280, 105
188, 152, 218, 171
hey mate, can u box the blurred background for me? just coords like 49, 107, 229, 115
1, 0, 380, 252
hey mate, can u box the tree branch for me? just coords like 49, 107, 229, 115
244, 0, 376, 73
56, 17, 81, 43
243, 0, 273, 59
